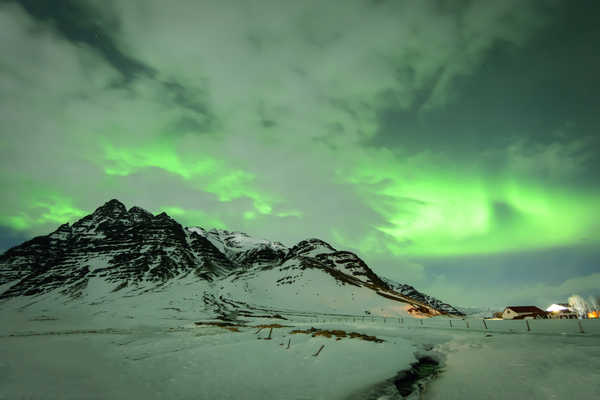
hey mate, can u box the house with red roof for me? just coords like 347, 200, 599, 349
545, 303, 577, 319
502, 306, 548, 320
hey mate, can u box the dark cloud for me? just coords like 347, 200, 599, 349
413, 245, 600, 307
161, 81, 211, 117
257, 100, 277, 128
0, 226, 29, 254
11, 0, 154, 82
11, 0, 218, 128
491, 201, 521, 227
368, 0, 600, 181
261, 119, 276, 128
420, 246, 599, 287
159, 80, 217, 136
167, 116, 213, 135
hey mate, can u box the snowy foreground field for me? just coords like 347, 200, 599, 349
1, 314, 599, 400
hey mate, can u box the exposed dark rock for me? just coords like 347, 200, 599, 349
234, 245, 288, 268
316, 251, 387, 287
0, 200, 235, 298
383, 277, 464, 316
0, 199, 462, 316
289, 238, 336, 257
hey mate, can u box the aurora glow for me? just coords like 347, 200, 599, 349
1, 0, 599, 307
160, 206, 227, 230
99, 137, 277, 217
335, 150, 599, 256
0, 190, 86, 231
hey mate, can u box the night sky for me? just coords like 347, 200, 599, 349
1, 0, 598, 308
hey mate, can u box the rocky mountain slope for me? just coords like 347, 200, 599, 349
381, 278, 462, 315
0, 199, 462, 318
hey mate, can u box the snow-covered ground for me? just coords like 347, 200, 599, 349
0, 321, 417, 400
1, 312, 599, 400
1, 277, 598, 399
425, 330, 600, 400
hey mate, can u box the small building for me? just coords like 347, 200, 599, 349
546, 303, 577, 319
502, 306, 547, 320
492, 311, 504, 319
546, 303, 570, 312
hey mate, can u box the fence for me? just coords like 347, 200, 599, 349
284, 313, 600, 336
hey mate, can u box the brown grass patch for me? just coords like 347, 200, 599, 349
290, 327, 384, 343
237, 312, 289, 319
348, 332, 384, 343
194, 321, 244, 332
253, 323, 292, 329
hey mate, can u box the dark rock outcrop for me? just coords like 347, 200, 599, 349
382, 277, 463, 315
0, 199, 462, 316
0, 199, 235, 298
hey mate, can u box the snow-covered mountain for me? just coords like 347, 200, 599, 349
188, 227, 288, 268
0, 199, 463, 319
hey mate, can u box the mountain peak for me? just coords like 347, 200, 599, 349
154, 211, 175, 222
56, 222, 70, 230
128, 205, 150, 213
94, 199, 127, 216
291, 238, 336, 257
128, 206, 153, 223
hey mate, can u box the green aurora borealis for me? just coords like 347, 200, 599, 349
338, 150, 599, 257
1, 0, 599, 307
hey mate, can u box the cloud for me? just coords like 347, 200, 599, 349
2, 0, 595, 251
85, 0, 561, 158
1, 0, 597, 310
12, 0, 154, 81
420, 271, 600, 309
503, 135, 597, 182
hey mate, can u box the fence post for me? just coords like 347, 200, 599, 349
525, 320, 531, 332
482, 319, 488, 330
466, 320, 470, 329
449, 320, 453, 328
578, 320, 585, 334
313, 344, 325, 357
420, 319, 423, 326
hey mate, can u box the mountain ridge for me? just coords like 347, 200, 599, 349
0, 199, 463, 317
